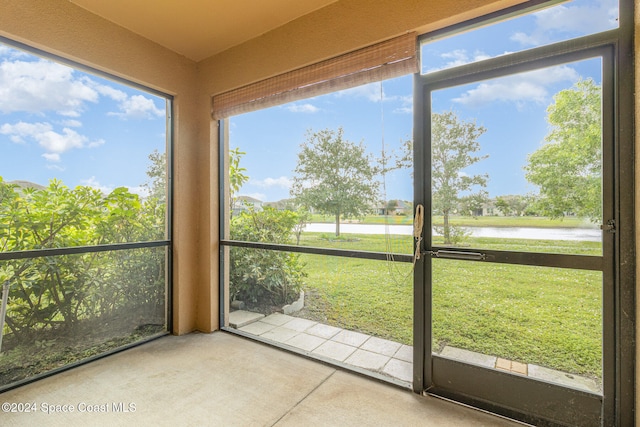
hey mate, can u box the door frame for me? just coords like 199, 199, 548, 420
413, 27, 634, 426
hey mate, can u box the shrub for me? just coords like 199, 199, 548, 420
229, 207, 306, 306
433, 224, 470, 246
0, 178, 165, 341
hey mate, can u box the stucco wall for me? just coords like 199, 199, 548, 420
198, 0, 524, 96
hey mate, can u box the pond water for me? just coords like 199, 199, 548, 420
304, 223, 601, 241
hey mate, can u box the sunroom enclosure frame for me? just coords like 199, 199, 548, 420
0, 0, 636, 425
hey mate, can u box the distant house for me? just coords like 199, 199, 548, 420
263, 198, 295, 211
376, 200, 412, 216
232, 195, 263, 215
395, 200, 411, 215
467, 201, 497, 217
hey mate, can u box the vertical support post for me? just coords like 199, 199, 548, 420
0, 281, 9, 353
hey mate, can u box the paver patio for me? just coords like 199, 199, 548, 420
231, 310, 413, 383
229, 310, 601, 393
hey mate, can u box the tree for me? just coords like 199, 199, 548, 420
395, 138, 413, 171
291, 206, 312, 245
495, 195, 529, 217
386, 199, 399, 215
144, 149, 167, 203
291, 127, 380, 237
524, 79, 602, 220
229, 147, 249, 212
460, 190, 489, 216
431, 111, 488, 244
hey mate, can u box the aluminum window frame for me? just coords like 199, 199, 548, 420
217, 100, 416, 388
0, 37, 174, 392
217, 0, 634, 424
413, 0, 634, 424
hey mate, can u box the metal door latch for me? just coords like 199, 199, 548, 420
600, 219, 616, 233
428, 250, 486, 261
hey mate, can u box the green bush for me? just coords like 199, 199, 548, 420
0, 177, 166, 341
229, 207, 306, 306
433, 224, 470, 246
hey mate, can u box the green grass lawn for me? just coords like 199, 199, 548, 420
295, 232, 603, 379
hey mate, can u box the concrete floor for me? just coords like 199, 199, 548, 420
1, 332, 524, 426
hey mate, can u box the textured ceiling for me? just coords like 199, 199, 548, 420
68, 0, 338, 61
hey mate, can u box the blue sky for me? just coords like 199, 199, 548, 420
0, 43, 167, 196
230, 0, 617, 203
0, 0, 616, 202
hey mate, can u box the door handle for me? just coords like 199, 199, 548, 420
428, 250, 486, 261
600, 219, 616, 233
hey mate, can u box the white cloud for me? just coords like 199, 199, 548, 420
286, 103, 319, 113
1, 121, 51, 144
92, 82, 165, 121
108, 94, 164, 120
81, 176, 113, 195
80, 176, 149, 198
392, 95, 413, 114
88, 139, 105, 148
61, 119, 82, 128
0, 121, 104, 161
511, 0, 618, 47
0, 56, 164, 121
251, 176, 292, 189
93, 80, 165, 121
42, 153, 61, 162
425, 49, 506, 74
440, 49, 468, 65
442, 49, 492, 68
335, 82, 384, 102
37, 128, 87, 153
0, 59, 98, 115
452, 65, 580, 108
393, 106, 413, 114
46, 164, 65, 172
0, 45, 30, 59
9, 121, 50, 134
510, 32, 538, 46
91, 82, 127, 102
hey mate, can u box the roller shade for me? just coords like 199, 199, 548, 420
212, 32, 417, 119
